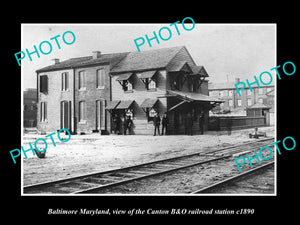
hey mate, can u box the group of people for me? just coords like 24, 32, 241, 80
112, 111, 205, 136
153, 112, 169, 136
112, 114, 133, 135
112, 112, 169, 136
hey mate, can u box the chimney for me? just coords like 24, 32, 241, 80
52, 58, 60, 65
92, 51, 101, 59
235, 77, 240, 83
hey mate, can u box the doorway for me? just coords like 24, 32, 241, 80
96, 99, 106, 131
61, 101, 71, 130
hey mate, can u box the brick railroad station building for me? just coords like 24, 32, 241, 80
36, 46, 222, 135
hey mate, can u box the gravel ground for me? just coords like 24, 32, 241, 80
22, 126, 274, 187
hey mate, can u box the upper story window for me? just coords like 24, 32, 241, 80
79, 71, 86, 90
116, 73, 134, 93
258, 88, 263, 94
96, 69, 106, 88
61, 72, 69, 91
148, 79, 156, 90
247, 98, 252, 106
136, 71, 157, 91
39, 75, 48, 94
123, 80, 133, 92
247, 89, 252, 96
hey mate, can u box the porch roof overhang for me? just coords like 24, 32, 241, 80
140, 98, 159, 109
115, 73, 133, 81
136, 70, 157, 79
167, 90, 224, 103
115, 100, 135, 109
106, 100, 121, 110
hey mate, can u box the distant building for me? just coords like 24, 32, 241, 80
209, 78, 274, 113
23, 88, 37, 127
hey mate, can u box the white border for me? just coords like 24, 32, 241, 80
21, 23, 277, 196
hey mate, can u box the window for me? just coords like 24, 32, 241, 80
79, 101, 86, 122
40, 75, 48, 94
96, 69, 105, 88
147, 108, 157, 122
147, 79, 156, 90
122, 80, 133, 92
247, 89, 251, 96
40, 102, 47, 122
79, 71, 86, 90
258, 98, 263, 103
237, 99, 242, 106
96, 99, 106, 130
211, 91, 219, 97
228, 90, 233, 97
229, 99, 233, 107
126, 108, 134, 118
61, 72, 69, 91
258, 88, 263, 94
247, 98, 252, 106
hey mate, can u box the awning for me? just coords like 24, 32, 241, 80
137, 70, 157, 79
116, 73, 133, 81
167, 90, 224, 103
115, 100, 135, 109
106, 100, 120, 110
140, 98, 159, 109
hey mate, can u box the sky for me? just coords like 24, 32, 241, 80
21, 23, 276, 90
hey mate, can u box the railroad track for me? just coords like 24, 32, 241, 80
23, 137, 274, 194
191, 161, 274, 194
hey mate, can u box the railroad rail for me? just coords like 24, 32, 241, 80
191, 161, 274, 194
23, 137, 274, 194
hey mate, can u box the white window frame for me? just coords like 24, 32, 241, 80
96, 69, 105, 89
79, 101, 86, 123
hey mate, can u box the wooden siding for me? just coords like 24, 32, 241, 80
111, 70, 167, 135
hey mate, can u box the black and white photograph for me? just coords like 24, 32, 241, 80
21, 23, 277, 195
4, 11, 298, 220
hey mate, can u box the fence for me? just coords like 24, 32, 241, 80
208, 116, 266, 131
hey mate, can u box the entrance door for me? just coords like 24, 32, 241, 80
61, 101, 71, 130
96, 99, 106, 131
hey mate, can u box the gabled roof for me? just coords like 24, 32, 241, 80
110, 46, 184, 74
190, 65, 208, 77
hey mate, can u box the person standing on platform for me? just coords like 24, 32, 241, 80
199, 112, 204, 135
161, 112, 169, 135
153, 113, 161, 136
123, 115, 128, 135
126, 116, 133, 135
187, 113, 193, 136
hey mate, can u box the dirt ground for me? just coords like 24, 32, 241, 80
22, 126, 274, 186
